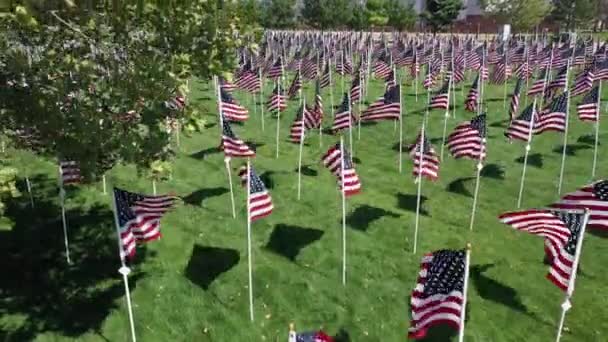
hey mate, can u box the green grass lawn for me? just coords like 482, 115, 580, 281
1, 71, 607, 342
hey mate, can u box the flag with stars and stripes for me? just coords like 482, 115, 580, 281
219, 76, 236, 93
267, 84, 288, 112
220, 88, 249, 122
289, 105, 319, 143
288, 329, 333, 342
113, 187, 177, 259
547, 66, 568, 92
287, 70, 303, 99
408, 249, 467, 339
505, 103, 538, 141
551, 180, 608, 231
509, 78, 523, 120
464, 74, 479, 112
528, 68, 548, 96
577, 86, 600, 122
312, 80, 324, 123
360, 85, 401, 122
546, 212, 586, 291
321, 142, 362, 197
332, 93, 356, 132
429, 81, 450, 110
244, 164, 273, 222
319, 62, 331, 88
571, 68, 595, 97
408, 131, 440, 181
59, 160, 82, 186
266, 58, 283, 79
235, 70, 261, 93
221, 121, 255, 158
350, 71, 362, 103
536, 92, 568, 134
446, 114, 486, 160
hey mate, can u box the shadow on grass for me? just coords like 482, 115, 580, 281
265, 224, 324, 261
589, 228, 608, 239
551, 144, 591, 156
185, 245, 239, 290
333, 328, 351, 342
489, 120, 509, 128
244, 141, 265, 151
352, 157, 362, 165
190, 146, 220, 159
182, 187, 229, 206
260, 171, 278, 190
345, 205, 400, 231
447, 177, 475, 198
515, 153, 543, 168
1, 174, 147, 341
481, 164, 505, 180
417, 324, 458, 341
396, 193, 430, 216
297, 165, 318, 177
471, 264, 529, 314
578, 134, 599, 145
429, 137, 443, 146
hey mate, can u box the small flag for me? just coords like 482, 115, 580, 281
220, 88, 249, 122
550, 180, 608, 231
505, 103, 538, 141
408, 132, 440, 181
267, 84, 288, 112
429, 81, 450, 110
244, 165, 273, 222
509, 78, 523, 120
59, 160, 82, 186
536, 92, 568, 134
464, 74, 479, 112
360, 85, 401, 122
332, 93, 356, 132
446, 114, 486, 160
221, 121, 255, 158
577, 86, 600, 122
321, 142, 361, 197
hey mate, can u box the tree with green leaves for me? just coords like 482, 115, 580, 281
423, 0, 464, 32
0, 1, 241, 182
385, 0, 417, 31
301, 0, 353, 29
349, 4, 369, 30
365, 0, 389, 28
260, 0, 296, 28
481, 0, 553, 31
551, 0, 597, 31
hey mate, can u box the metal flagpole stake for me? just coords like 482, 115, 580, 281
340, 136, 347, 286
413, 123, 426, 254
275, 80, 282, 159
440, 75, 453, 160
592, 82, 602, 179
555, 210, 590, 342
224, 158, 236, 219
246, 159, 255, 322
111, 191, 137, 342
259, 69, 265, 132
517, 98, 537, 208
25, 176, 34, 208
59, 184, 71, 265
297, 99, 305, 200
458, 243, 472, 342
557, 59, 573, 195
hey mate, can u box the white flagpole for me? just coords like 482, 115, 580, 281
555, 209, 591, 342
458, 243, 472, 342
557, 58, 573, 195
58, 180, 71, 265
340, 135, 347, 285
329, 54, 335, 119
348, 92, 354, 159
399, 76, 404, 173
110, 190, 137, 342
440, 75, 453, 160
275, 79, 282, 159
413, 121, 426, 254
297, 98, 306, 200
592, 82, 602, 179
25, 176, 34, 207
246, 159, 255, 322
102, 174, 107, 195
152, 180, 157, 195
470, 69, 485, 231
259, 69, 265, 132
288, 323, 297, 342
357, 73, 362, 141
517, 97, 538, 208
224, 158, 236, 218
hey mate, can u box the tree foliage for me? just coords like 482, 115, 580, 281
260, 0, 296, 29
365, 0, 389, 28
0, 1, 241, 182
301, 0, 352, 29
423, 0, 464, 32
552, 0, 597, 30
386, 0, 417, 31
482, 0, 553, 30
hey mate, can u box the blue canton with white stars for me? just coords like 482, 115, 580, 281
424, 250, 466, 296
114, 188, 146, 227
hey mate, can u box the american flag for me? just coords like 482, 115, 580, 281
164, 96, 186, 111
235, 70, 261, 93
267, 58, 283, 79
219, 76, 236, 92
491, 55, 512, 84
59, 160, 81, 186
301, 57, 319, 80
332, 93, 356, 132
528, 68, 548, 96
373, 56, 392, 79
287, 70, 303, 99
335, 54, 352, 75
408, 131, 440, 181
384, 69, 397, 90
312, 80, 323, 122
221, 121, 255, 158
244, 164, 273, 222
267, 84, 288, 112
498, 209, 586, 291
547, 66, 568, 92
429, 80, 450, 110
551, 180, 608, 230
360, 85, 400, 122
505, 103, 538, 141
319, 62, 331, 88
571, 68, 595, 97
594, 59, 608, 80
423, 69, 435, 89
464, 74, 479, 112
288, 329, 333, 342
113, 187, 177, 259
536, 92, 568, 134
509, 78, 524, 120
446, 114, 486, 160
220, 88, 249, 122
408, 249, 467, 339
577, 86, 600, 122
321, 142, 361, 197
350, 71, 362, 103
515, 61, 532, 79
289, 105, 319, 143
